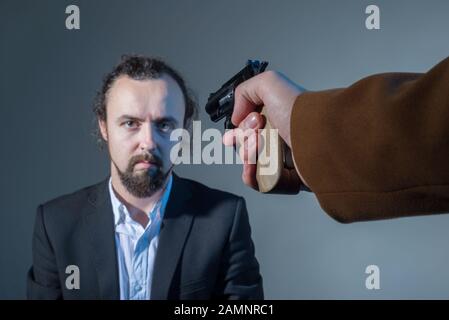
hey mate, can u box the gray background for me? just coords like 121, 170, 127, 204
1, 0, 449, 299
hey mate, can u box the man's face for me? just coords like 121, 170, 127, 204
99, 74, 185, 198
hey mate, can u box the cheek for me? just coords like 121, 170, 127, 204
109, 127, 137, 147
108, 132, 135, 160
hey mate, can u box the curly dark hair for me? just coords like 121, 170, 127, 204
93, 54, 197, 148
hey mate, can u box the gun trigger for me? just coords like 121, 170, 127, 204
225, 117, 235, 130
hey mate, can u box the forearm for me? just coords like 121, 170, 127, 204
290, 57, 449, 222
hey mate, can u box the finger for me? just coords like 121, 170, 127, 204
242, 163, 258, 190
239, 112, 265, 131
223, 129, 236, 146
236, 128, 258, 163
245, 131, 258, 165
223, 113, 265, 148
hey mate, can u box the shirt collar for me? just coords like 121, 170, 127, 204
108, 174, 173, 227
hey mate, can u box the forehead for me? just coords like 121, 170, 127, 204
106, 74, 185, 120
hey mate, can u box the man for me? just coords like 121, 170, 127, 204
27, 55, 263, 300
224, 56, 449, 223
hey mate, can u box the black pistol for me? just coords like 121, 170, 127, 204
205, 60, 268, 130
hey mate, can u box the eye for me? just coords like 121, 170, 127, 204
123, 120, 139, 129
157, 121, 174, 133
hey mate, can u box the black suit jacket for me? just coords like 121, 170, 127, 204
27, 175, 263, 299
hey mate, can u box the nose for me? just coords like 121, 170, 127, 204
139, 123, 157, 152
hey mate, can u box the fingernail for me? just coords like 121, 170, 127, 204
244, 114, 258, 129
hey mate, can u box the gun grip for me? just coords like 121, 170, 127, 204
256, 107, 288, 193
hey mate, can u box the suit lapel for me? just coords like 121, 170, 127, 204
83, 178, 120, 300
151, 174, 194, 299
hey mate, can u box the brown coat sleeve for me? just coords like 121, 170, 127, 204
290, 56, 449, 223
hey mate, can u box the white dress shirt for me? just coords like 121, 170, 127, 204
108, 175, 172, 300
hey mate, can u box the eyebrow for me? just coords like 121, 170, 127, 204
116, 115, 179, 126
116, 115, 144, 123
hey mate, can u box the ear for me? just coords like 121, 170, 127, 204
98, 119, 108, 142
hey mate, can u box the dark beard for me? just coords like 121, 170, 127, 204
114, 152, 168, 198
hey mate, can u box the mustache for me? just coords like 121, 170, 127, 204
129, 152, 162, 168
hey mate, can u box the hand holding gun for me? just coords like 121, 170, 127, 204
206, 60, 303, 193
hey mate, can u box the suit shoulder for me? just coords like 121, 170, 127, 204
39, 179, 107, 216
